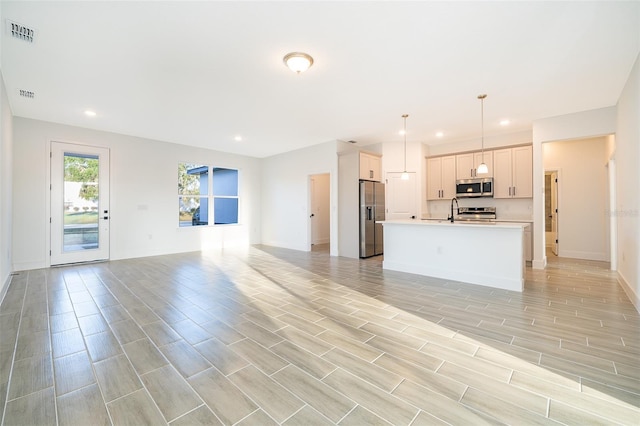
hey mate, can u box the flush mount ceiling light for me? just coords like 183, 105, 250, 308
283, 52, 314, 73
476, 94, 489, 175
84, 110, 96, 117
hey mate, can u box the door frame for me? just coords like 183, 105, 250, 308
49, 141, 111, 266
544, 169, 560, 256
608, 159, 617, 270
307, 172, 331, 251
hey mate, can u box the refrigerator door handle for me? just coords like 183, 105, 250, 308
367, 206, 373, 221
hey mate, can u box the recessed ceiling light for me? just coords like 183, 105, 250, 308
435, 132, 444, 138
500, 119, 510, 126
398, 129, 406, 136
84, 110, 96, 117
234, 136, 242, 142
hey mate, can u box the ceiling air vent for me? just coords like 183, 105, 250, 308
18, 89, 35, 99
8, 20, 35, 43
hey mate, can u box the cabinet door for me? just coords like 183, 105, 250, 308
456, 153, 475, 180
370, 155, 382, 182
359, 153, 371, 180
492, 148, 513, 198
474, 151, 493, 177
441, 156, 457, 199
512, 146, 532, 198
359, 153, 382, 182
426, 157, 443, 200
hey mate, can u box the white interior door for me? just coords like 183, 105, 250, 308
51, 142, 110, 265
386, 172, 417, 220
551, 171, 559, 256
309, 173, 330, 246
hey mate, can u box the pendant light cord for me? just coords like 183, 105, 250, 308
402, 114, 408, 173
478, 94, 487, 161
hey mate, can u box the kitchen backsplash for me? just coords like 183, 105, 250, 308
425, 198, 533, 220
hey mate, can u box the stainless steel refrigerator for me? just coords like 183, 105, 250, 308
360, 181, 385, 258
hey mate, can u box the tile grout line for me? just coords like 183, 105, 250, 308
1, 272, 29, 426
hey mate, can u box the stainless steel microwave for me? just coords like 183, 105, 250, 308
456, 178, 493, 198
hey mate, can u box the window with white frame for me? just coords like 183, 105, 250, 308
178, 163, 238, 227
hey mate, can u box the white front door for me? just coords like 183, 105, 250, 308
386, 172, 417, 220
51, 142, 110, 265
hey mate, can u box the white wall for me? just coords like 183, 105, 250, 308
426, 130, 532, 157
261, 140, 338, 255
532, 106, 617, 269
544, 137, 609, 261
615, 53, 640, 311
12, 117, 262, 271
0, 71, 13, 301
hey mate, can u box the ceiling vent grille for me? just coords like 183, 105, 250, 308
19, 89, 35, 99
8, 20, 35, 43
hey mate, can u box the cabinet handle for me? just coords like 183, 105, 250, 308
508, 187, 512, 196
369, 170, 373, 179
513, 187, 516, 196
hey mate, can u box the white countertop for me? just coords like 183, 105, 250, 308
381, 219, 530, 229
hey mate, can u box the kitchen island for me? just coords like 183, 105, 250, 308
380, 219, 529, 292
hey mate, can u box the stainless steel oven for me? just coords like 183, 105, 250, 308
456, 177, 493, 198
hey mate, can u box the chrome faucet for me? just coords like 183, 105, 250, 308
448, 197, 459, 222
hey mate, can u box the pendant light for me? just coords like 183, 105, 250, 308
476, 94, 489, 175
401, 114, 410, 180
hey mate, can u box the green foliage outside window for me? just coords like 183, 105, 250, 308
64, 155, 99, 201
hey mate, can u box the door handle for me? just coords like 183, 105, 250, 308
310, 213, 315, 218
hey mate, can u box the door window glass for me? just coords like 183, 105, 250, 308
63, 153, 99, 251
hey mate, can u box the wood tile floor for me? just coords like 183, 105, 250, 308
1, 245, 638, 425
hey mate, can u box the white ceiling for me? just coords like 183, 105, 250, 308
1, 1, 638, 158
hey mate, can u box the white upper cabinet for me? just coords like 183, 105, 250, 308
456, 151, 493, 179
427, 155, 456, 200
359, 152, 382, 182
493, 145, 532, 198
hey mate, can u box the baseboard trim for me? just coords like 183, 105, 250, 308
532, 257, 547, 270
617, 272, 640, 314
0, 273, 13, 307
558, 250, 607, 262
